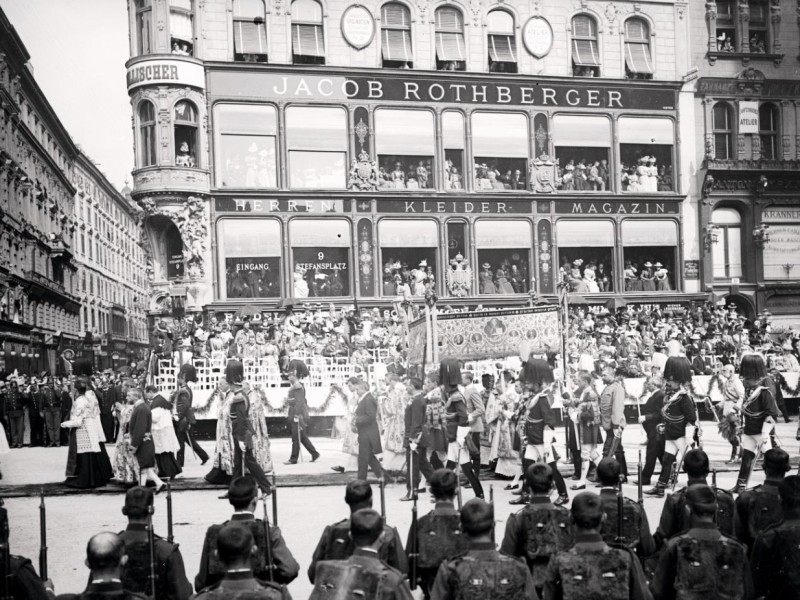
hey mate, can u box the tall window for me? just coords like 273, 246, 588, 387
135, 0, 152, 55
233, 0, 268, 62
381, 3, 412, 68
218, 219, 281, 299
138, 101, 157, 167
169, 0, 194, 55
375, 109, 435, 189
749, 1, 768, 53
435, 7, 465, 71
443, 111, 465, 190
572, 14, 600, 76
759, 103, 778, 160
622, 220, 678, 292
472, 113, 528, 191
379, 220, 438, 297
553, 115, 611, 192
292, 0, 325, 64
624, 18, 652, 80
715, 0, 736, 52
476, 220, 531, 294
286, 106, 347, 189
487, 10, 516, 73
173, 101, 198, 167
711, 208, 743, 279
290, 219, 351, 297
557, 220, 614, 293
619, 117, 675, 192
214, 104, 277, 188
713, 102, 733, 160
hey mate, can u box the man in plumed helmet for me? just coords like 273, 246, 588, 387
283, 359, 320, 465
173, 363, 208, 468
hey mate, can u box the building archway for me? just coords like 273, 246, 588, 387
723, 293, 755, 321
144, 215, 185, 281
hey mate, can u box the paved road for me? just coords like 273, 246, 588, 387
2, 422, 798, 598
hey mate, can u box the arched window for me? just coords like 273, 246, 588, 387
138, 101, 157, 167
173, 100, 198, 168
487, 10, 516, 73
169, 0, 194, 55
759, 103, 778, 160
435, 7, 465, 71
749, 0, 768, 53
134, 0, 153, 55
233, 0, 268, 62
715, 0, 736, 52
291, 0, 325, 64
381, 3, 412, 68
711, 208, 743, 279
712, 102, 733, 160
571, 14, 600, 77
624, 18, 652, 80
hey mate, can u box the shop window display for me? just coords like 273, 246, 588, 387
622, 220, 678, 292
472, 112, 527, 191
375, 109, 435, 189
619, 117, 674, 192
215, 104, 277, 188
173, 100, 198, 168
475, 220, 530, 294
219, 219, 281, 299
557, 220, 614, 293
379, 220, 437, 297
286, 106, 347, 189
290, 219, 351, 297
553, 115, 610, 192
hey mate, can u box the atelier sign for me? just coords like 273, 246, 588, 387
522, 17, 554, 58
341, 5, 375, 49
555, 201, 679, 215
377, 200, 532, 214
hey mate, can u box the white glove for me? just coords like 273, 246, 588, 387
637, 415, 646, 424
238, 441, 246, 451
456, 426, 469, 446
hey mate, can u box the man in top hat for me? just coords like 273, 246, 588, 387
173, 363, 208, 468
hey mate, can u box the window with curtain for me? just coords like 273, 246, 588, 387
435, 7, 465, 71
375, 109, 435, 189
233, 0, 268, 62
572, 14, 600, 76
292, 0, 325, 64
748, 0, 768, 53
557, 220, 614, 293
381, 3, 413, 68
290, 219, 351, 297
711, 208, 743, 279
624, 18, 652, 80
443, 111, 465, 191
169, 0, 194, 55
472, 112, 528, 191
553, 115, 610, 192
716, 0, 736, 52
619, 117, 675, 192
286, 106, 347, 189
713, 102, 733, 160
138, 101, 157, 167
173, 100, 198, 168
487, 10, 517, 73
219, 219, 282, 299
476, 220, 531, 294
759, 103, 778, 160
135, 0, 152, 55
622, 220, 678, 292
379, 219, 438, 297
214, 104, 277, 188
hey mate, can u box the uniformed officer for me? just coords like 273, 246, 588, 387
734, 447, 790, 553
431, 499, 536, 600
117, 487, 192, 600
310, 509, 414, 600
500, 463, 574, 597
594, 458, 655, 559
57, 533, 144, 600
308, 479, 407, 582
40, 376, 62, 447
543, 492, 652, 600
651, 485, 752, 600
4, 377, 25, 448
24, 376, 45, 447
751, 475, 800, 599
192, 524, 291, 600
653, 449, 735, 549
196, 477, 298, 591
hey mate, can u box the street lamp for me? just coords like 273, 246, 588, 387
703, 225, 720, 252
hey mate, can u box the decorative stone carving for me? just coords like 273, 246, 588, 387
529, 154, 559, 194
469, 0, 482, 26
736, 67, 765, 94
348, 151, 379, 191
605, 3, 619, 35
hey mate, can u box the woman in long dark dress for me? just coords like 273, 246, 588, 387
62, 376, 113, 489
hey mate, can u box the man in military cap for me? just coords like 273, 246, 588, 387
543, 492, 652, 600
193, 524, 291, 599
196, 477, 298, 590
57, 532, 143, 600
39, 376, 62, 447
431, 499, 536, 600
310, 509, 414, 600
24, 376, 45, 447
4, 377, 25, 448
308, 479, 407, 583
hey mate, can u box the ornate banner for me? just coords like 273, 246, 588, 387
407, 305, 561, 363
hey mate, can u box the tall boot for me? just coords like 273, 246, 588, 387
460, 462, 484, 499
431, 452, 444, 471
570, 454, 582, 480
645, 452, 674, 498
586, 461, 598, 483
727, 444, 738, 464
446, 460, 456, 471
731, 450, 754, 494
550, 461, 569, 506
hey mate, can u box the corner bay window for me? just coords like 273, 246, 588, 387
379, 219, 438, 297
487, 10, 517, 73
214, 104, 277, 188
553, 115, 610, 192
472, 112, 528, 191
233, 0, 268, 63
619, 117, 674, 192
173, 100, 198, 168
290, 219, 351, 297
557, 220, 614, 294
622, 220, 677, 292
169, 0, 194, 55
376, 109, 434, 190
476, 220, 530, 295
286, 106, 347, 189
711, 208, 743, 279
138, 101, 156, 167
219, 219, 281, 299
135, 0, 152, 55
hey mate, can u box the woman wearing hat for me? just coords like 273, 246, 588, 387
654, 262, 671, 291
639, 261, 656, 292
479, 263, 496, 294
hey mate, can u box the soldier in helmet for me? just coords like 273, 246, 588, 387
40, 376, 62, 447
543, 492, 652, 600
308, 479, 407, 582
651, 485, 752, 600
117, 487, 192, 600
431, 498, 536, 600
193, 524, 291, 600
310, 509, 414, 600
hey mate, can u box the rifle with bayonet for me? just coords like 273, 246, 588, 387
147, 505, 157, 598
263, 492, 275, 583
272, 473, 278, 526
166, 482, 173, 544
489, 485, 495, 545
39, 491, 47, 583
616, 475, 624, 544
637, 450, 643, 505
1, 500, 11, 600
408, 449, 419, 590
379, 477, 386, 520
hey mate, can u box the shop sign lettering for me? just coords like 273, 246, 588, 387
378, 200, 532, 214
762, 207, 800, 223
126, 58, 205, 91
557, 201, 678, 215
215, 198, 349, 213
738, 101, 759, 134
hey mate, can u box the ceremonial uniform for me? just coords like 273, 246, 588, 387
639, 390, 665, 485
431, 541, 537, 600
543, 533, 652, 600
653, 478, 735, 549
751, 512, 800, 599
196, 512, 299, 590
650, 390, 697, 493
600, 380, 628, 476
404, 390, 433, 491
354, 391, 383, 480
734, 480, 783, 553
118, 523, 192, 600
57, 580, 146, 600
308, 516, 407, 582
444, 387, 484, 497
286, 383, 318, 463
128, 399, 156, 470
4, 383, 24, 447
597, 488, 655, 558
40, 383, 62, 447
174, 385, 208, 467
228, 384, 271, 494
311, 547, 413, 600
193, 571, 291, 599
733, 383, 780, 491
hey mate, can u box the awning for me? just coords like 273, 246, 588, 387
625, 42, 653, 74
572, 39, 599, 66
489, 34, 516, 62
382, 29, 412, 62
234, 21, 267, 54
292, 23, 324, 57
436, 32, 465, 62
